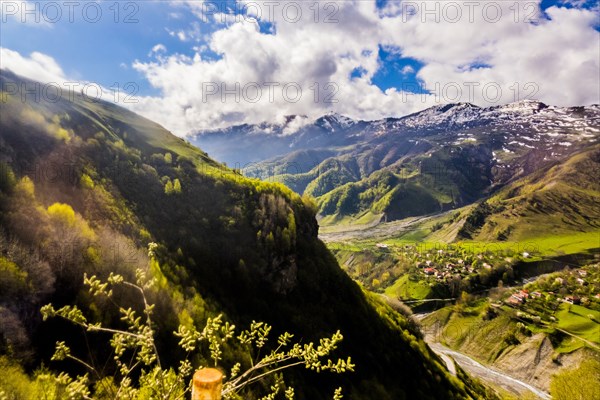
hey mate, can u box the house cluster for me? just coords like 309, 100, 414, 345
505, 267, 597, 308
418, 260, 475, 280
557, 269, 592, 304
576, 270, 589, 286
506, 289, 530, 306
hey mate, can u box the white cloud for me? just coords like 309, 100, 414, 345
400, 65, 415, 75
3, 0, 598, 136
381, 2, 600, 107
125, 0, 599, 135
0, 48, 66, 83
129, 1, 419, 134
150, 44, 167, 56
0, 48, 130, 105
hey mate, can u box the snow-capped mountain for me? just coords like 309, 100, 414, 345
191, 101, 599, 167
190, 100, 599, 223
368, 101, 599, 136
316, 112, 358, 131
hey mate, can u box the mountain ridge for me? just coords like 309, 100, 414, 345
192, 100, 599, 139
192, 99, 599, 232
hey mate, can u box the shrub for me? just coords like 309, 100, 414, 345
40, 264, 354, 399
47, 203, 76, 227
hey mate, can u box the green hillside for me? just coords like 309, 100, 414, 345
0, 71, 490, 399
456, 147, 600, 242
277, 143, 493, 225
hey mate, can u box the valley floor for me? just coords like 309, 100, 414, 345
318, 212, 449, 242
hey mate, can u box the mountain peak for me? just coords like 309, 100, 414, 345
317, 112, 357, 130
395, 102, 484, 130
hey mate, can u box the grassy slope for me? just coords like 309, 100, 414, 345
555, 304, 600, 346
384, 275, 432, 300
311, 142, 493, 226
463, 146, 600, 242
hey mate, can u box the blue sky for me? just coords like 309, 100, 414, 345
1, 1, 282, 95
371, 45, 426, 94
2, 0, 591, 95
2, 2, 188, 95
1, 0, 598, 133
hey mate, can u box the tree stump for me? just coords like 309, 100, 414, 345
191, 368, 223, 400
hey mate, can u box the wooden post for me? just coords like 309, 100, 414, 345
191, 368, 223, 400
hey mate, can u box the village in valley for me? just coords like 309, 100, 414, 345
502, 265, 600, 317
339, 241, 597, 300
336, 241, 600, 350
505, 267, 600, 308
340, 241, 523, 296
404, 243, 523, 292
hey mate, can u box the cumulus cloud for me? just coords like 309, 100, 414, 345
381, 1, 600, 107
125, 0, 599, 135
3, 0, 598, 136
150, 44, 168, 56
0, 48, 66, 83
400, 65, 415, 75
1, 48, 127, 104
129, 1, 420, 133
